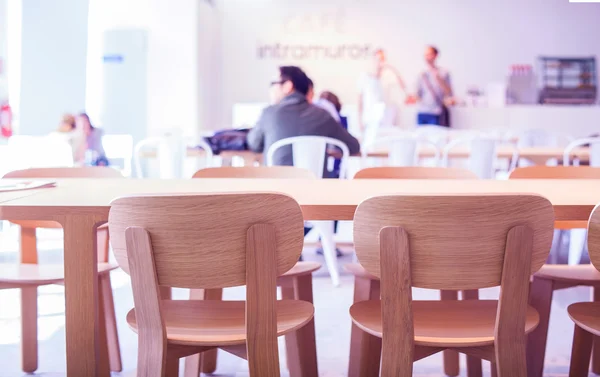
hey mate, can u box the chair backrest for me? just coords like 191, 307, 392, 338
102, 134, 134, 176
414, 125, 449, 147
193, 166, 316, 179
518, 129, 573, 148
266, 136, 350, 179
563, 137, 600, 167
442, 137, 500, 179
108, 193, 304, 289
588, 204, 600, 271
363, 134, 441, 167
509, 166, 600, 179
354, 167, 478, 180
3, 166, 123, 179
353, 195, 554, 290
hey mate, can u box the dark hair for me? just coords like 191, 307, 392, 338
279, 66, 310, 96
428, 45, 439, 56
307, 77, 314, 90
79, 112, 95, 129
320, 91, 342, 113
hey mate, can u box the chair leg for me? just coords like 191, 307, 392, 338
593, 287, 600, 375
21, 287, 38, 373
99, 273, 122, 372
441, 290, 460, 377
526, 277, 554, 377
313, 221, 340, 286
166, 352, 180, 377
282, 275, 318, 377
569, 325, 594, 377
462, 290, 483, 377
568, 229, 587, 266
348, 277, 381, 377
491, 363, 498, 377
200, 289, 223, 374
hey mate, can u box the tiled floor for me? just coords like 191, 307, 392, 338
0, 228, 594, 376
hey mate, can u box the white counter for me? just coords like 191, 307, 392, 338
396, 105, 600, 138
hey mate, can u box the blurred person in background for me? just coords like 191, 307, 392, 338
357, 48, 407, 134
407, 45, 455, 127
76, 113, 108, 165
49, 113, 85, 163
248, 66, 360, 169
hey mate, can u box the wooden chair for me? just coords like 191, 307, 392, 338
568, 203, 600, 376
350, 194, 554, 377
348, 166, 480, 377
509, 166, 600, 377
0, 167, 122, 373
108, 193, 315, 377
187, 166, 319, 376
354, 166, 478, 180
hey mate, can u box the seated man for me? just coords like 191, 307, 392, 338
247, 66, 360, 173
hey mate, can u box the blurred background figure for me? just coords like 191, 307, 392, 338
358, 48, 407, 134
76, 112, 108, 165
408, 45, 455, 127
49, 113, 85, 163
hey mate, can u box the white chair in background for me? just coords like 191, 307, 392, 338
267, 136, 350, 286
102, 134, 133, 177
517, 129, 574, 167
563, 137, 600, 266
134, 134, 213, 178
442, 136, 517, 179
363, 133, 441, 167
414, 125, 450, 147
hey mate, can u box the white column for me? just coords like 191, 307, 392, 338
0, 0, 8, 100
18, 0, 89, 135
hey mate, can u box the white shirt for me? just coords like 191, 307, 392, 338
358, 73, 385, 123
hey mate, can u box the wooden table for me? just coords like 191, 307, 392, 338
1, 178, 600, 376
144, 146, 590, 166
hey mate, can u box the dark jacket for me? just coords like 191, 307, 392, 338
247, 92, 360, 170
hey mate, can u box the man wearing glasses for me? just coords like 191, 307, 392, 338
247, 66, 360, 173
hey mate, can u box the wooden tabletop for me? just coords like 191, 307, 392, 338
0, 178, 598, 222
142, 146, 590, 164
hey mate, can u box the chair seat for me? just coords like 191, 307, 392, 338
126, 299, 314, 346
0, 262, 118, 287
350, 300, 540, 347
568, 302, 600, 336
281, 261, 321, 278
344, 263, 378, 280
535, 264, 600, 285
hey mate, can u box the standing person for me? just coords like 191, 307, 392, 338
357, 49, 407, 135
247, 66, 360, 172
49, 114, 86, 163
76, 113, 108, 165
410, 45, 455, 127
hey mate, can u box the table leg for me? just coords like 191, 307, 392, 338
592, 287, 600, 374
441, 290, 460, 377
526, 277, 554, 377
348, 277, 381, 377
61, 215, 108, 377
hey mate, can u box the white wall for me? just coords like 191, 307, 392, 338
215, 0, 600, 128
18, 0, 89, 135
